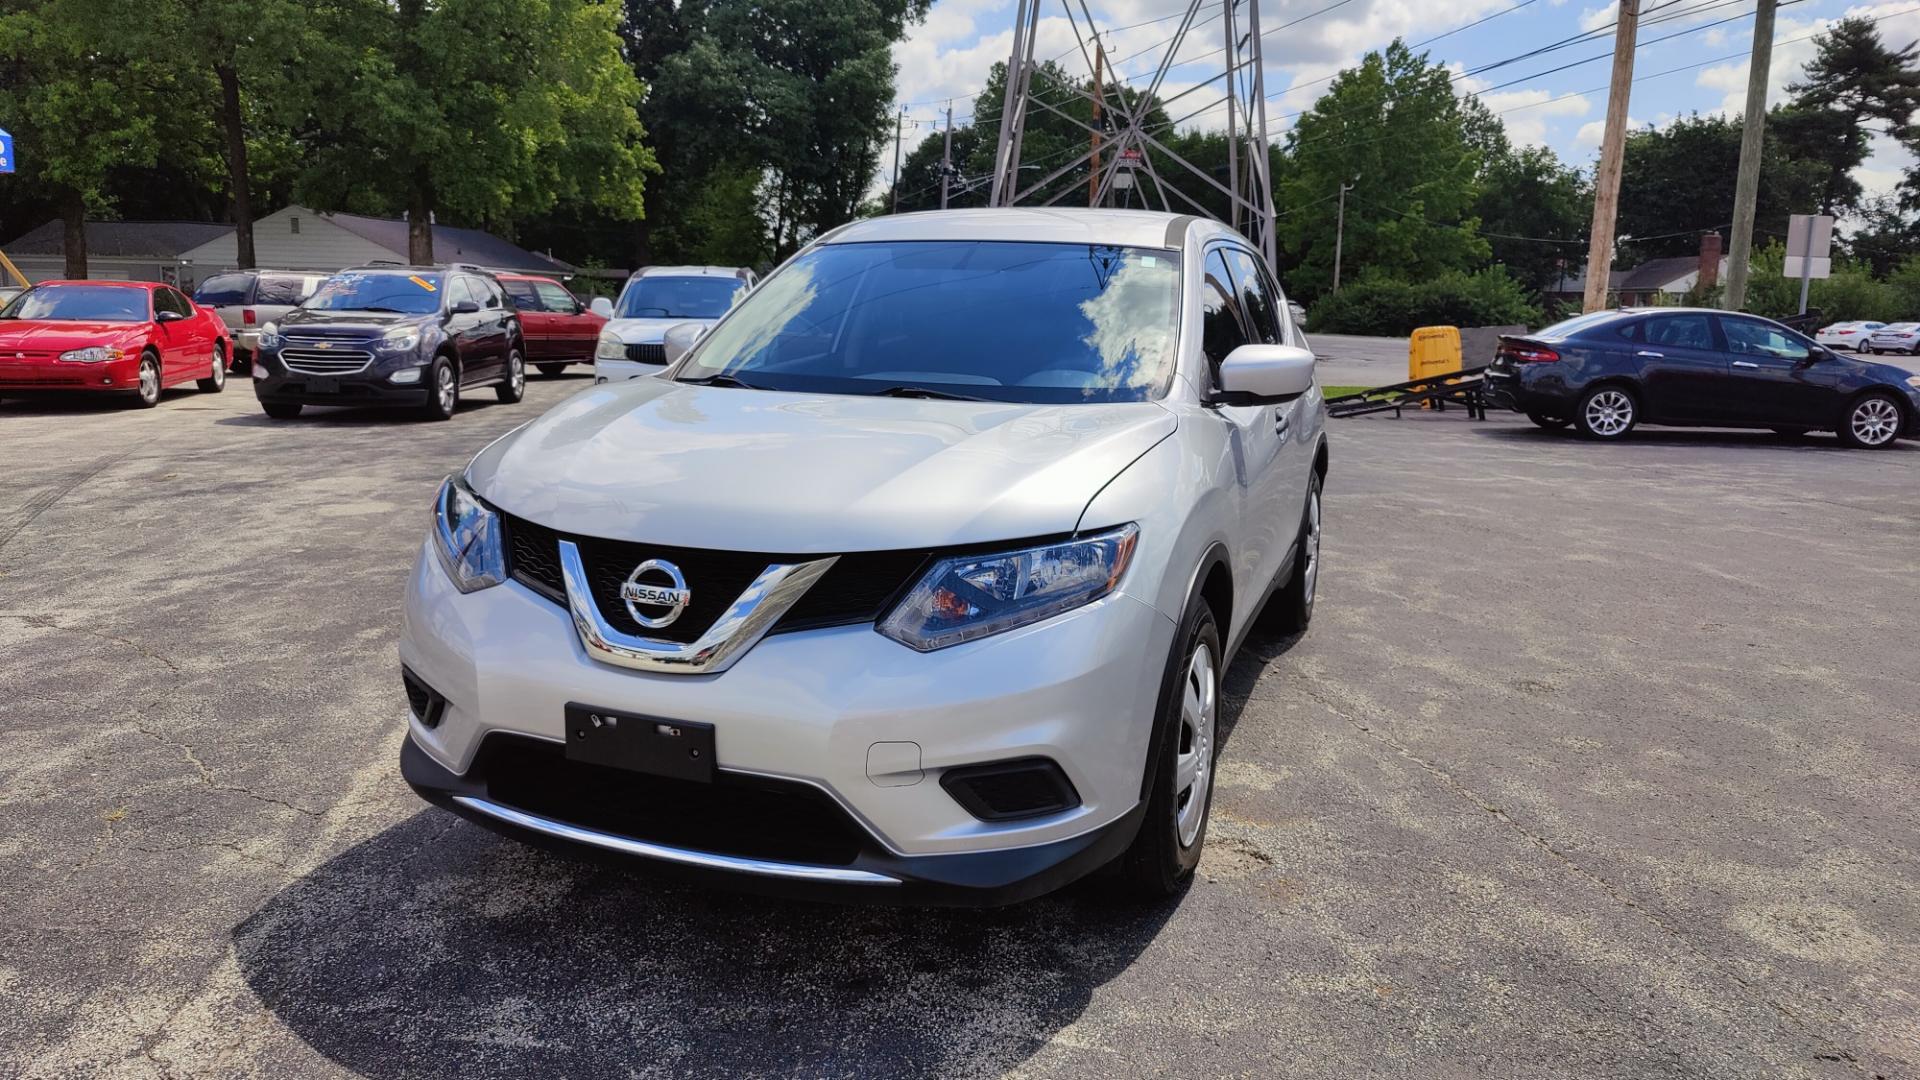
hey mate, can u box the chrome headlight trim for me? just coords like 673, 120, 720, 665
58, 346, 124, 363
431, 475, 506, 593
878, 524, 1141, 652
382, 324, 422, 351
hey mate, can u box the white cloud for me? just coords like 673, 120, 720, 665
1479, 88, 1592, 146
1575, 114, 1642, 146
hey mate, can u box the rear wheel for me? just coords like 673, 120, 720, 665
1260, 472, 1321, 635
422, 356, 458, 421
537, 363, 567, 378
495, 346, 526, 403
261, 401, 302, 420
196, 344, 227, 392
1837, 392, 1903, 449
1574, 385, 1637, 440
1527, 412, 1570, 430
1114, 596, 1221, 899
133, 353, 161, 408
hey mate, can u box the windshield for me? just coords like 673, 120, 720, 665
675, 241, 1181, 404
617, 275, 745, 319
1, 285, 149, 322
303, 271, 443, 314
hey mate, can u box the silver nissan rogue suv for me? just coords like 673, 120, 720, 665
400, 208, 1329, 904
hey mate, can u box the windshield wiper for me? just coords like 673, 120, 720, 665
679, 372, 761, 389
868, 385, 991, 402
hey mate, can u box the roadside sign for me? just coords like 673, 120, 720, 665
1782, 256, 1830, 278
1785, 212, 1834, 314
0, 128, 13, 174
1117, 147, 1143, 169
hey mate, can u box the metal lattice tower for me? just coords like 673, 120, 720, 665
987, 0, 1278, 265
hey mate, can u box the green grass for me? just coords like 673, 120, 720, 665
1322, 385, 1371, 398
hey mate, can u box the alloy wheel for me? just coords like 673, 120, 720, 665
1584, 390, 1633, 437
510, 351, 525, 395
436, 364, 456, 414
209, 351, 226, 389
139, 360, 159, 404
1173, 640, 1217, 848
1301, 485, 1322, 605
1851, 397, 1900, 446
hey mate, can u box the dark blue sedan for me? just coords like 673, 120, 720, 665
1482, 308, 1920, 448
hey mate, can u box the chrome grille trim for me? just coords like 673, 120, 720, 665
282, 347, 375, 374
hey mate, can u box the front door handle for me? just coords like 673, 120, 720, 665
1731, 360, 1760, 369
1636, 350, 1664, 358
1274, 413, 1290, 437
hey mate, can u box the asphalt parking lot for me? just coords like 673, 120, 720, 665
2, 377, 1916, 1079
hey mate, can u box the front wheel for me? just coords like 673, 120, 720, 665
495, 347, 526, 403
1113, 596, 1222, 898
133, 353, 161, 409
1837, 392, 1904, 449
1574, 385, 1637, 440
196, 344, 227, 392
1527, 412, 1570, 430
421, 356, 458, 421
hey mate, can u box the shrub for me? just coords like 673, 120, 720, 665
1738, 241, 1898, 322
1306, 268, 1542, 335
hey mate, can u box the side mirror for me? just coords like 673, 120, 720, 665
450, 299, 480, 315
589, 297, 614, 318
1212, 344, 1316, 405
155, 310, 185, 323
661, 321, 707, 366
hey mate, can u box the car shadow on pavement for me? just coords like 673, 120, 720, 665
0, 389, 202, 413
212, 400, 521, 428
1472, 424, 1913, 452
233, 804, 1186, 1078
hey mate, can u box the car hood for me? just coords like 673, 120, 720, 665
279, 309, 423, 333
468, 379, 1177, 552
0, 321, 149, 348
602, 316, 717, 344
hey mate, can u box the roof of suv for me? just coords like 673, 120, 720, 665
826, 208, 1200, 250
631, 265, 751, 279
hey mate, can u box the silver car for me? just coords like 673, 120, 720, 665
400, 209, 1328, 904
1865, 322, 1920, 355
192, 270, 328, 367
592, 265, 754, 382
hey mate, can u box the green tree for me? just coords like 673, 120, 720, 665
1473, 142, 1589, 295
296, 0, 656, 263
1275, 41, 1487, 300
1615, 114, 1822, 264
1785, 16, 1920, 215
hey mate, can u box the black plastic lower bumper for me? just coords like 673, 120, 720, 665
401, 734, 1144, 907
254, 374, 429, 408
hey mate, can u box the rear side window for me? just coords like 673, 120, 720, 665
500, 279, 542, 310
194, 273, 252, 305
1200, 250, 1249, 365
1644, 314, 1713, 349
253, 274, 313, 305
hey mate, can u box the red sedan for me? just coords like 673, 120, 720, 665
0, 281, 231, 408
497, 273, 606, 377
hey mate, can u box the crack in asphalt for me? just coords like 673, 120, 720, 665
132, 724, 325, 820
0, 452, 130, 554
1290, 672, 1871, 1077
0, 613, 182, 673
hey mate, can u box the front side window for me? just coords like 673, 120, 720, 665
2, 284, 149, 322
618, 275, 745, 319
676, 240, 1182, 404
305, 271, 443, 315
1200, 250, 1249, 365
1644, 314, 1713, 350
194, 273, 252, 306
534, 281, 578, 313
1722, 317, 1810, 361
1221, 248, 1281, 345
446, 277, 476, 309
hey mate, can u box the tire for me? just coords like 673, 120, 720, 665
261, 401, 303, 420
537, 363, 567, 379
1573, 384, 1638, 440
422, 356, 458, 421
495, 346, 526, 404
1113, 595, 1222, 899
133, 352, 161, 409
1527, 412, 1570, 430
1260, 471, 1322, 635
1836, 391, 1904, 449
196, 343, 227, 392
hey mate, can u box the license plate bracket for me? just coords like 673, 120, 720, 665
563, 703, 714, 782
307, 375, 339, 394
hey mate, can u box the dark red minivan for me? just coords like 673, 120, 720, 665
497, 274, 606, 378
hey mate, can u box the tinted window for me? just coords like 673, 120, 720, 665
1200, 250, 1249, 364
194, 273, 252, 305
676, 241, 1182, 404
478, 278, 505, 309
253, 274, 316, 305
1722, 317, 1810, 361
501, 280, 542, 310
617, 275, 745, 319
1538, 311, 1624, 339
2, 284, 149, 321
305, 271, 443, 314
1221, 248, 1280, 345
446, 277, 475, 309
1644, 314, 1713, 349
534, 281, 578, 313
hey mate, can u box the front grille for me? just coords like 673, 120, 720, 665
475, 733, 869, 865
623, 343, 666, 365
495, 510, 928, 641
282, 347, 374, 374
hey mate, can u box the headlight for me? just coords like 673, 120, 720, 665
1906, 376, 1920, 389
259, 322, 283, 347
878, 524, 1139, 651
431, 476, 506, 593
595, 332, 626, 361
58, 346, 125, 363
382, 325, 421, 350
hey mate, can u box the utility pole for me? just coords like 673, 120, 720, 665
1332, 180, 1356, 291
1089, 45, 1104, 207
1582, 0, 1640, 313
1723, 0, 1776, 311
940, 105, 954, 210
890, 108, 906, 214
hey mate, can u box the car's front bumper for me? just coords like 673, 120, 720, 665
252, 348, 432, 407
593, 356, 666, 383
397, 537, 1178, 902
0, 355, 144, 393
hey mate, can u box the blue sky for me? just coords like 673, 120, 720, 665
886, 0, 1920, 214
